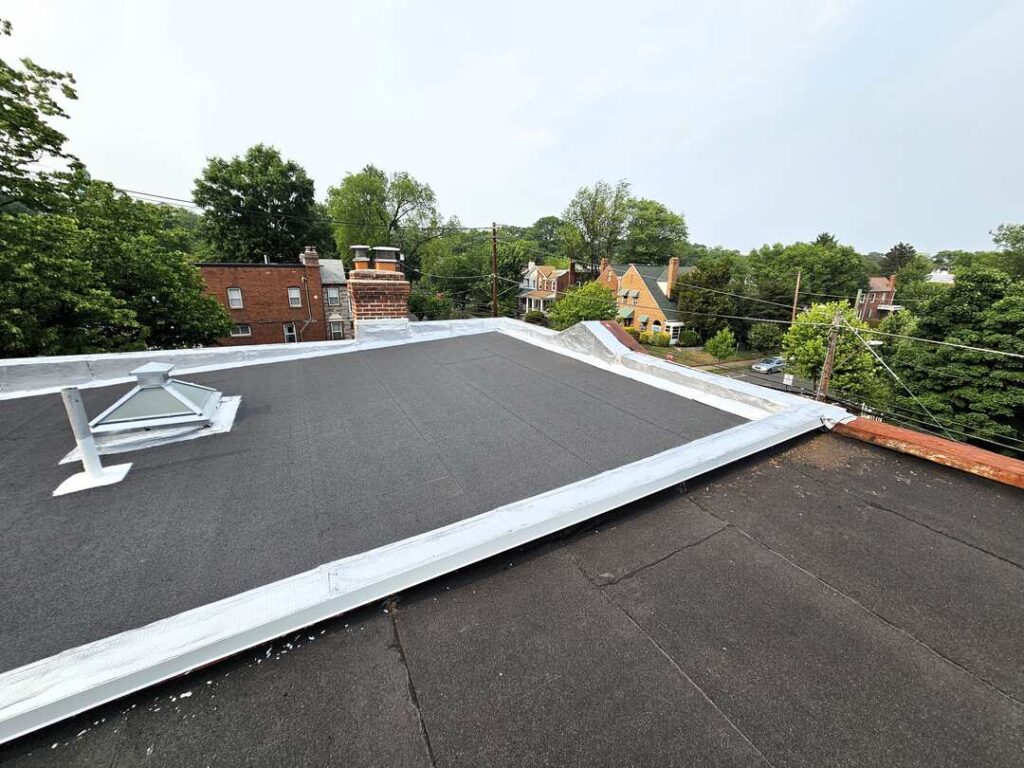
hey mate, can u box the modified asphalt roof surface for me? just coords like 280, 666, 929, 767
2, 433, 1020, 767
0, 332, 744, 674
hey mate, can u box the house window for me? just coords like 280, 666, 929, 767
325, 286, 341, 306
632, 295, 638, 306
227, 287, 243, 309
230, 324, 252, 337
329, 321, 344, 340
283, 323, 298, 343
652, 321, 662, 334
287, 287, 302, 308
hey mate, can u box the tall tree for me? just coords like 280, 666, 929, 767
880, 242, 917, 275
0, 19, 82, 212
747, 241, 867, 300
75, 181, 232, 348
887, 269, 1024, 451
813, 232, 838, 247
526, 215, 563, 261
325, 164, 443, 272
193, 144, 321, 263
621, 198, 688, 264
675, 254, 736, 340
561, 180, 631, 275
990, 223, 1024, 278
0, 212, 141, 356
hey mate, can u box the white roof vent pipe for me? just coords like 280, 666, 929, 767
53, 388, 131, 497
89, 362, 222, 434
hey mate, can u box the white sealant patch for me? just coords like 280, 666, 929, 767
0, 319, 850, 745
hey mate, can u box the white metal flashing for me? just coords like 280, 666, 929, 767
0, 319, 849, 744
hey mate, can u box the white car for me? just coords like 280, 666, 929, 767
751, 357, 786, 374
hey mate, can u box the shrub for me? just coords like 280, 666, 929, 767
650, 331, 671, 347
639, 331, 653, 345
704, 327, 737, 361
624, 326, 641, 340
523, 310, 549, 326
676, 329, 700, 347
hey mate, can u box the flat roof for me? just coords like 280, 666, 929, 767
0, 332, 745, 674
2, 433, 1020, 766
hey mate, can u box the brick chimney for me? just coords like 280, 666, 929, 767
299, 245, 320, 268
666, 256, 680, 298
599, 257, 609, 272
347, 245, 410, 330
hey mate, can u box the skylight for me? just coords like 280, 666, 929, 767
89, 362, 221, 433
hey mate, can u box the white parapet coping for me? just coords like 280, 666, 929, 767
0, 319, 850, 744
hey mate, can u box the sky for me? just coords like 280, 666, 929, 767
5, 0, 1023, 253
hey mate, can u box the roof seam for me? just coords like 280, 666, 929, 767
684, 494, 1024, 708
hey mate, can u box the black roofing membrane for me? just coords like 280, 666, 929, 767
0, 333, 744, 673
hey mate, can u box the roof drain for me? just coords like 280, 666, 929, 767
55, 363, 240, 486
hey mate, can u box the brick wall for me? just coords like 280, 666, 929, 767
199, 262, 326, 345
347, 269, 410, 325
617, 267, 668, 330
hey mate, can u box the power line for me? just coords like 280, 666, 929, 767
856, 326, 1024, 360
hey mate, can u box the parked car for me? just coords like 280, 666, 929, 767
751, 356, 786, 374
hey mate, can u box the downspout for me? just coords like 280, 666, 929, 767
298, 274, 313, 341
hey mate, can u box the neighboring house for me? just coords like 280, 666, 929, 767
519, 261, 577, 314
927, 268, 955, 284
199, 247, 354, 345
857, 275, 899, 322
319, 258, 354, 340
597, 256, 692, 343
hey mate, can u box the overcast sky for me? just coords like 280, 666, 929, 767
5, 1, 1022, 253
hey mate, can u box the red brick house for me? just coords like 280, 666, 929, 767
199, 247, 332, 345
857, 275, 898, 322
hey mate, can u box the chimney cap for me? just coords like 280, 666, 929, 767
372, 245, 401, 262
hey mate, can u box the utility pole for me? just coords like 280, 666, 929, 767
790, 269, 802, 323
815, 309, 843, 402
854, 288, 863, 321
491, 222, 499, 318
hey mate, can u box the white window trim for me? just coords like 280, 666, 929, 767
325, 287, 341, 307
329, 321, 344, 340
227, 287, 243, 309
283, 323, 298, 343
287, 287, 302, 308
229, 324, 252, 338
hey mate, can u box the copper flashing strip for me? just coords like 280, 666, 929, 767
834, 418, 1024, 489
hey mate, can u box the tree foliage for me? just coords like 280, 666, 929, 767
0, 19, 82, 213
781, 302, 883, 401
561, 180, 631, 272
193, 144, 325, 263
704, 328, 736, 361
675, 254, 735, 339
748, 322, 784, 353
880, 242, 917, 275
621, 198, 688, 264
547, 281, 616, 330
326, 164, 443, 272
885, 269, 1024, 450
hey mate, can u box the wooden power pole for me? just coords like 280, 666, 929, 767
491, 222, 499, 318
790, 269, 802, 323
815, 309, 844, 402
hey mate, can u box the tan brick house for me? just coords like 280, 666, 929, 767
519, 261, 578, 314
597, 256, 692, 344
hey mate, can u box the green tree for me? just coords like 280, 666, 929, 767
547, 281, 616, 330
675, 254, 736, 339
781, 302, 883, 401
880, 242, 917, 275
561, 180, 631, 274
887, 269, 1024, 450
748, 322, 784, 353
325, 164, 443, 272
193, 144, 322, 263
75, 181, 232, 348
621, 198, 688, 264
526, 216, 563, 261
895, 252, 934, 286
747, 241, 867, 300
0, 212, 141, 356
704, 328, 736, 362
990, 223, 1024, 278
0, 19, 82, 213
813, 232, 838, 247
